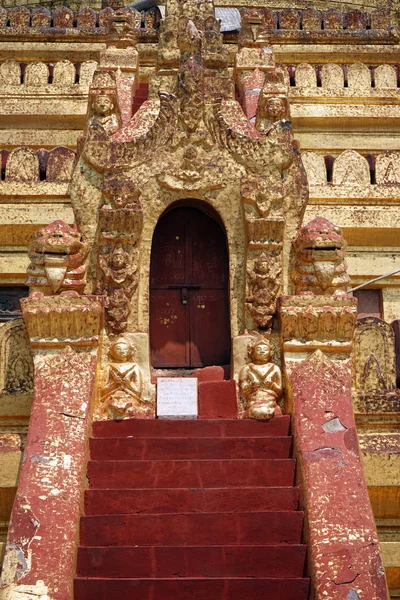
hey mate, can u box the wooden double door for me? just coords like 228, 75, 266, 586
150, 207, 231, 368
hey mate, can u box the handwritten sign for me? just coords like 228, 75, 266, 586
157, 377, 198, 419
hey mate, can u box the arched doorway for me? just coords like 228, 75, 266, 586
150, 206, 231, 368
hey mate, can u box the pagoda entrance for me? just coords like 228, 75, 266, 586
150, 206, 231, 368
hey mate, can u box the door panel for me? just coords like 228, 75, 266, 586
150, 209, 186, 288
189, 290, 231, 368
150, 207, 230, 368
150, 290, 188, 367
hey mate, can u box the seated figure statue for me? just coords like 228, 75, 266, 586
100, 336, 151, 420
239, 336, 283, 420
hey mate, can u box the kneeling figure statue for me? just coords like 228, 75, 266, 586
239, 336, 283, 420
100, 336, 152, 420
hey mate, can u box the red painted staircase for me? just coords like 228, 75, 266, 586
74, 416, 309, 600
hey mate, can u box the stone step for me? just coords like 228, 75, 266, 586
89, 436, 292, 460
87, 458, 296, 489
84, 486, 300, 515
74, 577, 310, 600
79, 511, 304, 547
76, 545, 307, 578
92, 416, 291, 439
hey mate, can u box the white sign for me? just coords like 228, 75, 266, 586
157, 377, 198, 419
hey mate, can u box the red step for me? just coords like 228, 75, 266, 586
92, 415, 291, 438
85, 486, 299, 515
75, 417, 308, 599
77, 544, 307, 578
87, 458, 296, 488
74, 577, 310, 600
80, 511, 304, 546
89, 436, 292, 460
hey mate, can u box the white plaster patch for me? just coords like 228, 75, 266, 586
62, 455, 71, 469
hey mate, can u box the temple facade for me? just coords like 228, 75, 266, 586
0, 0, 399, 597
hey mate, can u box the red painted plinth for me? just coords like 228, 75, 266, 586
286, 350, 388, 600
198, 380, 238, 419
0, 346, 98, 600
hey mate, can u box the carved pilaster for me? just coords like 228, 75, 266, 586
96, 206, 142, 336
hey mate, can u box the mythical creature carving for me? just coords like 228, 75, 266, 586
246, 253, 281, 330
100, 336, 152, 420
239, 335, 283, 420
292, 217, 350, 295
97, 245, 138, 334
26, 221, 88, 295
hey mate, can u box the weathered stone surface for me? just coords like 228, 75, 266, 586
345, 8, 368, 30
77, 6, 96, 28
353, 317, 396, 394
321, 63, 344, 90
371, 7, 392, 29
374, 64, 397, 89
295, 63, 317, 88
53, 59, 76, 86
0, 319, 33, 397
31, 7, 51, 27
0, 433, 21, 487
0, 344, 99, 598
46, 147, 75, 182
284, 349, 387, 600
302, 8, 322, 31
279, 8, 300, 29
6, 147, 39, 182
375, 151, 400, 184
8, 6, 30, 27
279, 294, 357, 351
323, 9, 344, 30
24, 62, 49, 87
0, 60, 20, 86
332, 149, 370, 186
347, 62, 371, 91
21, 294, 103, 345
26, 220, 88, 295
79, 60, 98, 87
52, 6, 74, 28
301, 151, 326, 185
292, 217, 350, 295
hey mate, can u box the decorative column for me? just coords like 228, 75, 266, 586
0, 293, 103, 600
277, 217, 389, 600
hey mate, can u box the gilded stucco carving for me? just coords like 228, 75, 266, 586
292, 217, 350, 295
99, 335, 154, 419
0, 319, 33, 396
61, 0, 309, 426
26, 220, 88, 295
239, 335, 283, 420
